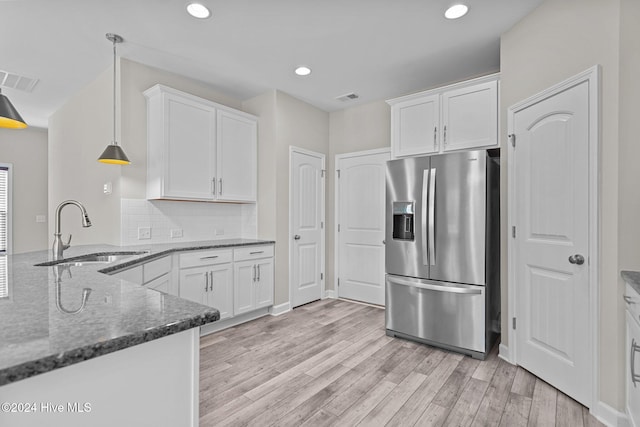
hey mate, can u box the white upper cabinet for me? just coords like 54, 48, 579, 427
441, 80, 498, 152
391, 94, 440, 158
144, 85, 257, 202
388, 75, 499, 158
216, 110, 257, 202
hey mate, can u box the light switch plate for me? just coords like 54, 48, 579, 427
138, 227, 151, 240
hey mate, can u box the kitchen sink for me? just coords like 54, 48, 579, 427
34, 251, 149, 267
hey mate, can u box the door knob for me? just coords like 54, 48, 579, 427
294, 235, 301, 240
568, 254, 585, 265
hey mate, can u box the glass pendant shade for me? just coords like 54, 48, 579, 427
98, 144, 130, 165
0, 90, 28, 129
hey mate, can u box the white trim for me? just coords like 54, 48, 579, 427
0, 163, 13, 255
507, 65, 600, 409
591, 401, 629, 427
334, 148, 391, 302
269, 301, 291, 316
386, 72, 500, 106
498, 343, 514, 364
288, 146, 326, 309
324, 289, 336, 299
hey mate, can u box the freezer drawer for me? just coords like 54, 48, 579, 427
385, 274, 486, 356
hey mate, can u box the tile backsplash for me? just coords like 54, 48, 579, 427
120, 199, 257, 246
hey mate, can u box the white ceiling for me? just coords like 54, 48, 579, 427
1, 0, 543, 128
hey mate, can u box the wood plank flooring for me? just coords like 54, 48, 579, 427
199, 299, 604, 427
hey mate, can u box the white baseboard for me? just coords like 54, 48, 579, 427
199, 308, 270, 335
324, 290, 336, 299
498, 343, 514, 364
591, 400, 628, 427
270, 302, 291, 316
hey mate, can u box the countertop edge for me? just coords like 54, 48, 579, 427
0, 309, 220, 386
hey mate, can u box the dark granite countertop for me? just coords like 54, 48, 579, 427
0, 238, 275, 386
622, 270, 640, 296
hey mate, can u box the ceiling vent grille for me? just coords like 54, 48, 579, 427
0, 70, 39, 92
336, 92, 359, 102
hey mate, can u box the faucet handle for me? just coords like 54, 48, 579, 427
64, 234, 72, 250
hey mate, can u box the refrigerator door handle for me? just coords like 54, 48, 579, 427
428, 168, 436, 265
387, 275, 482, 295
421, 169, 430, 266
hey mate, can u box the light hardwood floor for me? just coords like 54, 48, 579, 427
199, 299, 604, 427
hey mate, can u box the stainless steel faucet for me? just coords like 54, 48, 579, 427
52, 200, 92, 260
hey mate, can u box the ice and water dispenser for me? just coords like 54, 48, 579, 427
392, 201, 414, 240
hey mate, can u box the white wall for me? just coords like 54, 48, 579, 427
500, 0, 623, 410
243, 90, 329, 306
327, 101, 390, 289
0, 127, 48, 253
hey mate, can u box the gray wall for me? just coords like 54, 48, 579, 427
501, 0, 627, 410
0, 127, 48, 253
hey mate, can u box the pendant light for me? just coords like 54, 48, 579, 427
98, 33, 130, 165
0, 88, 28, 129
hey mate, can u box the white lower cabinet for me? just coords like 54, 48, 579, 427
233, 247, 274, 315
145, 273, 171, 294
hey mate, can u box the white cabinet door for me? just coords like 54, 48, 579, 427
111, 265, 143, 284
254, 258, 274, 309
178, 266, 209, 305
441, 80, 497, 152
391, 94, 439, 158
207, 264, 234, 320
217, 110, 257, 202
162, 93, 217, 200
234, 260, 256, 315
627, 311, 640, 427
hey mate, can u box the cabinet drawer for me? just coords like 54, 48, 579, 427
180, 249, 232, 269
234, 245, 274, 262
143, 255, 172, 283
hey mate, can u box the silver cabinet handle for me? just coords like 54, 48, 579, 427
568, 254, 585, 265
428, 168, 436, 266
250, 250, 264, 254
252, 265, 256, 282
443, 125, 447, 144
209, 271, 213, 292
388, 275, 482, 295
200, 255, 219, 260
632, 338, 640, 387
219, 178, 222, 195
212, 178, 216, 195
204, 272, 209, 292
433, 126, 437, 147
294, 235, 301, 240
257, 264, 261, 281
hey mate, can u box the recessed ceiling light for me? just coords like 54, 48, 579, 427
187, 2, 211, 19
444, 4, 468, 19
294, 66, 312, 76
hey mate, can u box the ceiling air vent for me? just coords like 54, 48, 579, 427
0, 70, 39, 92
336, 92, 359, 102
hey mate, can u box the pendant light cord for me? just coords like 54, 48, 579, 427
112, 37, 117, 146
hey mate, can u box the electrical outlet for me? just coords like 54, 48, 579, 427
170, 229, 183, 238
215, 228, 224, 236
138, 227, 151, 240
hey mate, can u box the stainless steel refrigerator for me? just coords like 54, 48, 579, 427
385, 149, 500, 360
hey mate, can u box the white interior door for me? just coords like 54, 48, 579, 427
290, 148, 325, 308
512, 80, 591, 406
337, 150, 390, 306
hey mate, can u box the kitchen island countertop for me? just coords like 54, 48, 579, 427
0, 238, 274, 386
